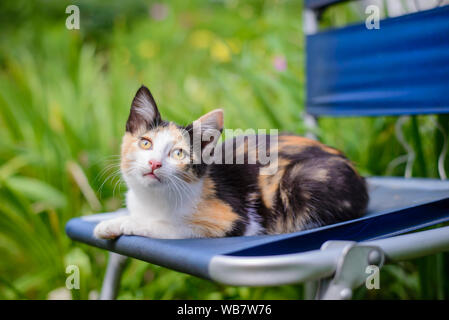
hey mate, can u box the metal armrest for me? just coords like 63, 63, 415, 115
209, 225, 449, 288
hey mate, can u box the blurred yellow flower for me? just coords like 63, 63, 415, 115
137, 40, 159, 59
189, 30, 214, 49
210, 40, 231, 63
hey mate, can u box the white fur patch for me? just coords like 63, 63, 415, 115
244, 193, 264, 236
244, 207, 263, 236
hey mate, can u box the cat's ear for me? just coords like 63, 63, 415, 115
196, 109, 224, 132
126, 85, 161, 134
193, 109, 224, 149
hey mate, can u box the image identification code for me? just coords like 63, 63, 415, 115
177, 304, 272, 317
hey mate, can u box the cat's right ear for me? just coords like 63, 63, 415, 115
126, 85, 161, 134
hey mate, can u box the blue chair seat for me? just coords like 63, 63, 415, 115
66, 177, 449, 280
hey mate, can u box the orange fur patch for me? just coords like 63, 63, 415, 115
201, 177, 216, 199
267, 184, 312, 235
187, 177, 240, 237
257, 135, 342, 211
189, 199, 240, 237
258, 157, 289, 209
121, 133, 138, 171
278, 135, 341, 155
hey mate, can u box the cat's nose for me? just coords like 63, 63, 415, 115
149, 160, 162, 171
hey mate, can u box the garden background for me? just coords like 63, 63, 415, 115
0, 0, 448, 299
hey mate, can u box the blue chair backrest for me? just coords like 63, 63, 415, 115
306, 1, 449, 116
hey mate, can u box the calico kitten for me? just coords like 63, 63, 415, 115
94, 85, 368, 239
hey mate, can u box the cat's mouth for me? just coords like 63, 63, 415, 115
143, 172, 161, 182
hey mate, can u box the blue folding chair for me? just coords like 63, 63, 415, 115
66, 0, 449, 299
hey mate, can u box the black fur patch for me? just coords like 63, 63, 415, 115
126, 85, 162, 133
207, 138, 368, 236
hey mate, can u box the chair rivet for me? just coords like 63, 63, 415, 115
368, 250, 381, 265
340, 288, 352, 300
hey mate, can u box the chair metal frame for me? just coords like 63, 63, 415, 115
97, 223, 449, 300
68, 0, 449, 300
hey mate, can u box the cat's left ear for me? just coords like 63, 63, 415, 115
192, 109, 224, 149
195, 109, 224, 132
126, 85, 161, 134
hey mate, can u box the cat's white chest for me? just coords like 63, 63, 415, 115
119, 181, 204, 238
95, 171, 205, 240
126, 189, 174, 220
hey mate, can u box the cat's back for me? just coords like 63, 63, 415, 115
205, 134, 368, 235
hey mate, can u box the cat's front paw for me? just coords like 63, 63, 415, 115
93, 219, 124, 239
119, 219, 153, 238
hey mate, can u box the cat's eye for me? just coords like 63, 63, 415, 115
171, 148, 186, 160
138, 138, 152, 150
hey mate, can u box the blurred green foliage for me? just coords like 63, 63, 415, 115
0, 0, 447, 300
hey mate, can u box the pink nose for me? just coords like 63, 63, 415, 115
149, 160, 162, 171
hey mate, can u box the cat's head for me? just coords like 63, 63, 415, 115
121, 85, 223, 188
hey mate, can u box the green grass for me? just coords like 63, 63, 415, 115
0, 0, 447, 299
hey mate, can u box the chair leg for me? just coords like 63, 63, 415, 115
304, 281, 319, 300
99, 252, 129, 300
